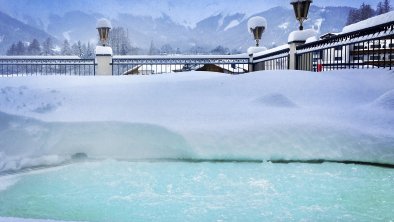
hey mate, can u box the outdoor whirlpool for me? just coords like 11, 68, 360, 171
0, 160, 393, 221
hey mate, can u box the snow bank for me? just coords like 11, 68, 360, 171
0, 70, 394, 171
342, 11, 394, 34
288, 29, 318, 43
247, 16, 267, 33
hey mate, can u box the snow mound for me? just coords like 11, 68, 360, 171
0, 86, 63, 115
0, 70, 394, 169
255, 93, 297, 108
247, 16, 267, 33
288, 29, 318, 43
0, 111, 194, 173
0, 153, 66, 173
373, 89, 394, 110
95, 46, 113, 55
96, 18, 112, 29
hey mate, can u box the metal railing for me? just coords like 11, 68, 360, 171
252, 48, 290, 71
0, 56, 96, 76
295, 21, 394, 71
112, 55, 250, 75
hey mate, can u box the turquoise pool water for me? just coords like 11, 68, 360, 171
0, 160, 393, 222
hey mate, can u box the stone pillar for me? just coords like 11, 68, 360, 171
287, 29, 317, 70
249, 53, 254, 72
288, 41, 305, 70
95, 46, 113, 76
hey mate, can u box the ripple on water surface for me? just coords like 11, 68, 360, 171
0, 160, 393, 222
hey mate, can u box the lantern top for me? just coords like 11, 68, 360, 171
97, 18, 112, 29
247, 16, 267, 33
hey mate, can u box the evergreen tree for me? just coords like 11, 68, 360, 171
84, 42, 94, 59
210, 45, 230, 55
160, 44, 173, 55
148, 40, 159, 55
6, 43, 17, 56
109, 27, 132, 55
27, 39, 41, 55
359, 3, 375, 20
15, 41, 26, 55
383, 0, 392, 13
377, 2, 385, 14
346, 9, 360, 25
346, 3, 375, 25
61, 39, 72, 56
42, 38, 54, 56
71, 41, 84, 57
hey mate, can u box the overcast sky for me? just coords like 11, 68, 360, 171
0, 0, 386, 27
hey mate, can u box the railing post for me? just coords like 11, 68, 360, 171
249, 53, 254, 72
288, 29, 317, 70
95, 46, 113, 76
288, 41, 305, 70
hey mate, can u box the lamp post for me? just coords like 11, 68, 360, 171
95, 18, 113, 75
248, 16, 267, 47
96, 18, 112, 46
290, 0, 312, 31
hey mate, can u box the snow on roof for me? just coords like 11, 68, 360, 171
247, 16, 267, 33
113, 54, 249, 60
253, 44, 289, 57
95, 46, 113, 56
305, 35, 318, 43
288, 29, 317, 43
342, 11, 394, 34
96, 18, 112, 29
247, 47, 267, 55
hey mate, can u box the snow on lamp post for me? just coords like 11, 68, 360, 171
291, 0, 312, 31
96, 18, 113, 75
97, 18, 112, 46
248, 16, 267, 47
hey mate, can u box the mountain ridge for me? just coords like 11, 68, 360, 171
0, 5, 352, 54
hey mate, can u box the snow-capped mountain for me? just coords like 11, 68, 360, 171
0, 3, 352, 54
0, 11, 53, 54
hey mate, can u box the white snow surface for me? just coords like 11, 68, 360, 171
288, 29, 318, 43
247, 16, 267, 33
247, 47, 267, 55
0, 70, 394, 172
0, 56, 80, 60
95, 46, 113, 55
253, 44, 289, 57
96, 18, 112, 29
342, 11, 394, 34
305, 35, 319, 43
